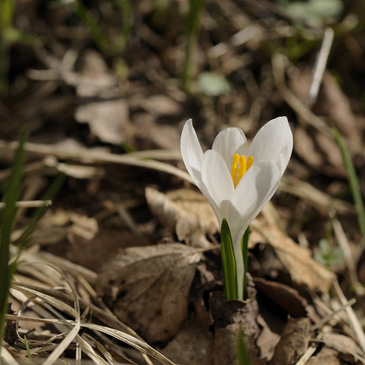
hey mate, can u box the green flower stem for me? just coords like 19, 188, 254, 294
241, 227, 250, 300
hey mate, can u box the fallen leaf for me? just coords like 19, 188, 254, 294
160, 319, 213, 365
255, 315, 280, 362
270, 318, 311, 365
252, 221, 335, 293
75, 50, 118, 98
29, 210, 98, 246
318, 333, 364, 364
75, 99, 130, 145
145, 188, 219, 248
141, 95, 182, 116
254, 277, 308, 317
306, 347, 340, 365
95, 243, 201, 342
69, 213, 98, 240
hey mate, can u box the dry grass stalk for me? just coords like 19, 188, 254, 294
4, 252, 176, 365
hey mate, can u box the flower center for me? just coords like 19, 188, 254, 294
230, 154, 253, 188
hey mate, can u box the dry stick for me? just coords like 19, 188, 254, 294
0, 344, 22, 365
0, 200, 52, 209
294, 343, 318, 365
312, 297, 356, 331
333, 280, 365, 352
332, 216, 363, 292
0, 140, 193, 184
307, 28, 334, 108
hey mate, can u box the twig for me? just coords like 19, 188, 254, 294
0, 140, 193, 184
0, 200, 52, 209
294, 344, 317, 365
307, 28, 334, 107
312, 297, 356, 331
332, 217, 362, 292
333, 280, 365, 352
272, 54, 332, 137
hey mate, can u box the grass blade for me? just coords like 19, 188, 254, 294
0, 129, 26, 352
332, 128, 365, 243
15, 173, 65, 256
182, 0, 205, 91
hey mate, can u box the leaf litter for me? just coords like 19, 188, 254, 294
2, 0, 365, 364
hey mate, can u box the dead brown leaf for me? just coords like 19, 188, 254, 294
75, 99, 130, 145
256, 315, 280, 362
252, 221, 335, 293
160, 319, 213, 365
140, 95, 182, 117
254, 277, 308, 317
95, 243, 202, 342
306, 347, 340, 365
146, 188, 219, 248
69, 213, 98, 240
270, 318, 311, 365
75, 50, 118, 98
318, 333, 365, 364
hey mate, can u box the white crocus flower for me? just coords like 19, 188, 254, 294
180, 117, 293, 299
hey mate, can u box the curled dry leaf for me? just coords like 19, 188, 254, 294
95, 243, 201, 343
252, 221, 335, 293
270, 317, 311, 365
254, 278, 308, 318
145, 188, 219, 248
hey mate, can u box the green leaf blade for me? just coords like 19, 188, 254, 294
221, 219, 238, 300
0, 129, 27, 350
333, 128, 365, 243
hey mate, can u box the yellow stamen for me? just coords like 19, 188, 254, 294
237, 155, 246, 186
230, 154, 240, 184
231, 154, 254, 188
247, 155, 253, 169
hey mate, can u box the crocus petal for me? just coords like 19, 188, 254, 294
180, 119, 204, 187
249, 117, 293, 175
212, 127, 248, 170
229, 161, 281, 242
201, 150, 234, 222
